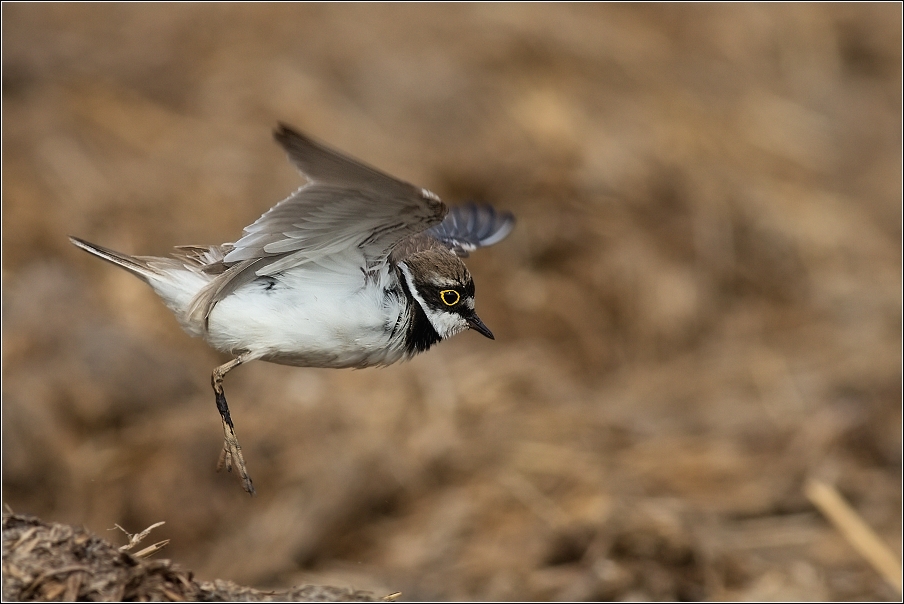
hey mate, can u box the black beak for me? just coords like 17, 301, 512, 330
467, 314, 495, 340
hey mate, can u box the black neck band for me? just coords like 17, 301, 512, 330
398, 272, 442, 354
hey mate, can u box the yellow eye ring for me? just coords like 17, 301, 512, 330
440, 289, 460, 306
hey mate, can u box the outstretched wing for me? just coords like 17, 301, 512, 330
187, 125, 447, 324
425, 203, 515, 257
224, 124, 446, 269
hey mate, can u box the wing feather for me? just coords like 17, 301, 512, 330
189, 125, 447, 322
222, 127, 447, 267
425, 203, 515, 257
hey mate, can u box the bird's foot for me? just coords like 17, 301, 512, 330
216, 420, 255, 495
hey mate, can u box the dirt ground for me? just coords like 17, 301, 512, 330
2, 4, 901, 601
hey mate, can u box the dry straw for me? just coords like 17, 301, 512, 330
805, 478, 903, 596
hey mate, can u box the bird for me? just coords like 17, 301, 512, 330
70, 123, 514, 495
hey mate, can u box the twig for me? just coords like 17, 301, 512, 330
134, 539, 171, 559
805, 478, 902, 595
111, 521, 166, 552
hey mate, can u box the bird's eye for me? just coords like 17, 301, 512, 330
440, 289, 460, 306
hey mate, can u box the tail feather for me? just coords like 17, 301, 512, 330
69, 236, 156, 282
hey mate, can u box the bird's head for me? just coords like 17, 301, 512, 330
398, 249, 494, 341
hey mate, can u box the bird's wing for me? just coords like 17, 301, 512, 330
424, 203, 515, 257
224, 125, 447, 269
186, 125, 447, 325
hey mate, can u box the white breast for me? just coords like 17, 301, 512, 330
202, 263, 409, 368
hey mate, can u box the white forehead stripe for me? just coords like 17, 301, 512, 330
430, 278, 460, 288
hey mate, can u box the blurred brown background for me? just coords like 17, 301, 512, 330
2, 4, 901, 601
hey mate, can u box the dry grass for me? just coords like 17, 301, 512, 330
2, 511, 382, 601
2, 4, 901, 600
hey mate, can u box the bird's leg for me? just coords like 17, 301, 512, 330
211, 354, 255, 495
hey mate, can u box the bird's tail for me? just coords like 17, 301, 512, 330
69, 236, 157, 283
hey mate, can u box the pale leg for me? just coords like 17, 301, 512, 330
211, 354, 255, 495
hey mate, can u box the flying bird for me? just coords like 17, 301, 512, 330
70, 124, 514, 494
